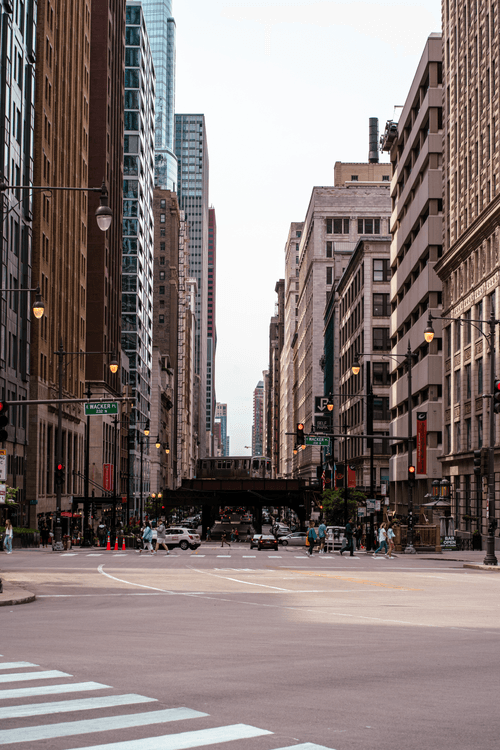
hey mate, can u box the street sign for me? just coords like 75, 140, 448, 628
85, 402, 118, 416
305, 435, 330, 447
315, 396, 332, 413
366, 498, 376, 511
0, 483, 6, 504
315, 415, 332, 433
0, 450, 5, 481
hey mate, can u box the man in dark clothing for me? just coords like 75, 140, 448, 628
340, 520, 355, 556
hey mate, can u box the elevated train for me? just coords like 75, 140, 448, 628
196, 456, 272, 479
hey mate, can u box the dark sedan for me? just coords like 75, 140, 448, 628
256, 534, 279, 551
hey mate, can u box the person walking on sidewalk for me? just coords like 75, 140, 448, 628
155, 522, 169, 555
3, 519, 13, 554
340, 520, 355, 556
318, 521, 327, 554
387, 523, 396, 558
141, 522, 155, 554
221, 531, 231, 548
307, 523, 317, 556
206, 527, 211, 542
373, 523, 388, 557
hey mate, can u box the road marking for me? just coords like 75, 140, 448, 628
61, 553, 78, 557
0, 693, 156, 719
242, 555, 256, 558
217, 555, 231, 558
0, 670, 71, 684
86, 554, 103, 557
268, 556, 282, 558
190, 554, 205, 557
0, 662, 39, 671
275, 745, 333, 750
0, 682, 109, 700
97, 566, 174, 593
0, 707, 208, 745
112, 553, 127, 557
70, 723, 272, 750
190, 568, 290, 592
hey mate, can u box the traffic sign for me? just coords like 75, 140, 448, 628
85, 402, 119, 416
0, 483, 6, 504
0, 449, 6, 481
305, 435, 330, 447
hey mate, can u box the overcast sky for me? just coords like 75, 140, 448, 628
174, 0, 442, 455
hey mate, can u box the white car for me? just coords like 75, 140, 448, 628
163, 527, 201, 551
279, 532, 307, 547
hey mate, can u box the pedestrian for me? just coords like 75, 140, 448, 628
97, 520, 107, 548
221, 532, 231, 548
387, 523, 396, 558
340, 519, 355, 556
318, 520, 327, 554
155, 521, 170, 555
206, 527, 211, 542
373, 522, 388, 557
141, 522, 155, 554
40, 520, 50, 548
306, 523, 317, 556
3, 519, 13, 554
230, 529, 236, 543
355, 525, 362, 551
234, 528, 239, 543
326, 526, 333, 553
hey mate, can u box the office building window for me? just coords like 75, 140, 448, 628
358, 218, 381, 234
160, 214, 165, 223
446, 423, 451, 453
455, 421, 461, 452
326, 218, 349, 234
326, 267, 333, 285
373, 259, 390, 281
372, 362, 389, 385
466, 418, 471, 450
465, 363, 471, 398
326, 242, 333, 258
373, 328, 390, 350
159, 315, 164, 323
446, 374, 451, 406
477, 415, 483, 447
373, 294, 389, 316
464, 309, 471, 345
455, 369, 461, 403
477, 359, 483, 394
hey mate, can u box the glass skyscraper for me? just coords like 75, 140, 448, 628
141, 0, 178, 190
123, 2, 156, 510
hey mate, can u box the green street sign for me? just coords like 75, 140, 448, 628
84, 402, 119, 416
305, 435, 330, 447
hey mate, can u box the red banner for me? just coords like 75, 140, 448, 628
103, 463, 113, 491
347, 466, 356, 488
416, 413, 427, 474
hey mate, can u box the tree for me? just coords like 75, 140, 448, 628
321, 488, 366, 525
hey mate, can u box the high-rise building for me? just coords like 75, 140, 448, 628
123, 2, 156, 512
174, 114, 210, 457
382, 34, 443, 514
266, 281, 284, 477
252, 381, 264, 456
295, 164, 391, 479
435, 3, 500, 543
215, 403, 229, 456
141, 0, 177, 190
85, 0, 125, 498
279, 223, 304, 478
1, 3, 36, 525
206, 208, 217, 440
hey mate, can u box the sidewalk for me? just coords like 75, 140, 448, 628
0, 579, 36, 606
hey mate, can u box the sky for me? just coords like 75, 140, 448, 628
174, 0, 442, 455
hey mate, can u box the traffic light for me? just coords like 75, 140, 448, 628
473, 449, 482, 477
494, 380, 500, 413
55, 463, 65, 487
0, 402, 9, 442
481, 447, 489, 475
408, 465, 416, 485
296, 423, 305, 446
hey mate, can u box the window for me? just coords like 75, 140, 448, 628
446, 374, 451, 406
351, 175, 358, 181
455, 369, 461, 402
159, 286, 165, 295
477, 415, 483, 447
372, 328, 390, 350
326, 242, 333, 258
358, 218, 381, 234
373, 294, 389, 316
160, 214, 166, 223
160, 256, 165, 265
464, 309, 471, 345
159, 271, 165, 280
159, 315, 164, 324
465, 363, 471, 398
477, 358, 483, 394
382, 175, 390, 181
326, 218, 349, 234
160, 199, 166, 209
372, 362, 389, 385
326, 267, 333, 285
373, 259, 390, 281
466, 418, 472, 450
373, 397, 390, 420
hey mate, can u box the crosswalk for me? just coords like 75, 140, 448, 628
0, 657, 333, 750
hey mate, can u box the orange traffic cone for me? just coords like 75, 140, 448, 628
122, 537, 126, 551
106, 533, 111, 551
114, 536, 118, 551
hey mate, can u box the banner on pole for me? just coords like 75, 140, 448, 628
416, 412, 427, 474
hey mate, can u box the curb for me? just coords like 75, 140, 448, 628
463, 563, 500, 572
0, 582, 36, 606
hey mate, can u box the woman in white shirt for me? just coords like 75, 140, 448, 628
3, 519, 13, 554
373, 522, 388, 557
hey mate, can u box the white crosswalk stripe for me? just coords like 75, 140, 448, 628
0, 657, 335, 750
0, 670, 71, 684
0, 707, 208, 744
0, 693, 156, 720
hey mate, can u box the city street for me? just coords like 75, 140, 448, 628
0, 545, 499, 750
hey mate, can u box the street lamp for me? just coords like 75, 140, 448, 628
425, 311, 498, 565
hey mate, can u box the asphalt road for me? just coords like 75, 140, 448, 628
1, 545, 499, 750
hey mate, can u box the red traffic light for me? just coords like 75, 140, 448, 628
297, 423, 304, 431
57, 463, 64, 471
408, 465, 415, 474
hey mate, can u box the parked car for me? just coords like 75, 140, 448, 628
163, 527, 201, 551
273, 524, 291, 538
279, 531, 307, 547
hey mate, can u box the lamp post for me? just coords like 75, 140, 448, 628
353, 342, 417, 554
425, 311, 498, 565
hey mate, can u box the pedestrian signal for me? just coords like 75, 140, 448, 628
0, 402, 8, 442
